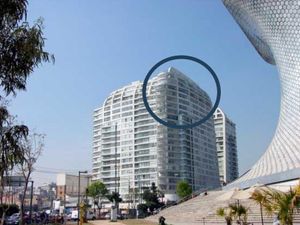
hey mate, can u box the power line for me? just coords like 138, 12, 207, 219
36, 166, 79, 172
34, 168, 92, 175
34, 170, 64, 174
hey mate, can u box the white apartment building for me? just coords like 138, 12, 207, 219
214, 108, 238, 185
93, 67, 220, 201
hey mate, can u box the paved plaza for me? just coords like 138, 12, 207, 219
89, 220, 125, 225
89, 219, 157, 225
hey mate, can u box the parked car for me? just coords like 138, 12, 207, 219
5, 213, 20, 225
117, 214, 124, 220
71, 210, 96, 221
86, 211, 96, 220
66, 213, 72, 221
104, 213, 110, 220
71, 210, 78, 221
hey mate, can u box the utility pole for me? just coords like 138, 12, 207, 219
77, 172, 81, 225
85, 177, 89, 220
77, 171, 87, 225
64, 185, 66, 208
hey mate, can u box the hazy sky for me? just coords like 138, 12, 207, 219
9, 0, 280, 185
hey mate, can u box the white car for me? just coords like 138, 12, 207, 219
71, 210, 96, 221
104, 213, 110, 220
86, 211, 96, 220
71, 210, 78, 221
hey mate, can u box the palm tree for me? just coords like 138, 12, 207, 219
228, 203, 249, 225
251, 189, 268, 225
292, 184, 300, 210
251, 186, 300, 225
238, 205, 249, 224
216, 207, 233, 225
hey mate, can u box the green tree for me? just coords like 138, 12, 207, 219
252, 186, 300, 225
0, 1, 53, 224
107, 191, 122, 205
87, 181, 108, 218
0, 106, 28, 225
228, 203, 249, 224
176, 180, 192, 199
216, 202, 248, 225
251, 188, 268, 225
107, 191, 122, 217
137, 203, 148, 217
0, 0, 54, 96
142, 182, 164, 213
216, 207, 233, 225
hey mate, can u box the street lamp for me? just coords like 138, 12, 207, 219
77, 170, 88, 225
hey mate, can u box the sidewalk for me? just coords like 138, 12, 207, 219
89, 219, 157, 225
89, 220, 125, 225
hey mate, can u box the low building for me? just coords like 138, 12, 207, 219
56, 173, 92, 206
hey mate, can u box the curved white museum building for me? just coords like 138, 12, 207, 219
223, 0, 300, 189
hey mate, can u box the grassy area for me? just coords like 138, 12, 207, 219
121, 219, 157, 225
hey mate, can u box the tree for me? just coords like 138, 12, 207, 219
251, 186, 300, 225
137, 203, 148, 218
87, 181, 108, 218
0, 106, 28, 225
176, 180, 192, 199
251, 188, 268, 225
142, 182, 164, 213
216, 207, 233, 225
228, 203, 249, 224
0, 1, 53, 224
0, 0, 54, 96
107, 191, 122, 205
216, 202, 248, 225
18, 133, 44, 225
106, 191, 122, 216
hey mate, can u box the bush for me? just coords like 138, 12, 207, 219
176, 180, 192, 199
137, 203, 148, 217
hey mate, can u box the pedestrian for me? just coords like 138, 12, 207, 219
40, 211, 46, 224
159, 216, 166, 225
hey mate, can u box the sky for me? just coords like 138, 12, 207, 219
8, 0, 280, 185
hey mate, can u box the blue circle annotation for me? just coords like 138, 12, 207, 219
142, 55, 221, 129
